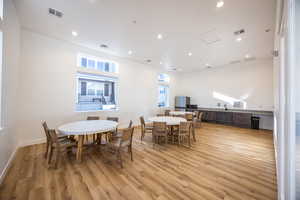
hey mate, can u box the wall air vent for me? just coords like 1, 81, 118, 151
234, 29, 245, 36
100, 44, 109, 48
48, 8, 63, 18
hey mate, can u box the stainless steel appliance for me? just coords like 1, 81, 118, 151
175, 96, 191, 110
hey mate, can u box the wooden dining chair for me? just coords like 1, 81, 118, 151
128, 120, 133, 128
185, 113, 194, 122
107, 117, 119, 122
164, 110, 171, 116
173, 122, 191, 147
42, 121, 68, 159
87, 116, 100, 120
48, 129, 77, 168
152, 122, 168, 146
87, 116, 100, 142
106, 127, 134, 168
112, 120, 133, 139
140, 116, 153, 141
106, 117, 119, 141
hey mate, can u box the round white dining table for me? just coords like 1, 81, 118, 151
58, 120, 118, 162
148, 116, 187, 126
169, 111, 195, 116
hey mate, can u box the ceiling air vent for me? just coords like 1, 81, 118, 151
48, 8, 63, 18
234, 29, 245, 36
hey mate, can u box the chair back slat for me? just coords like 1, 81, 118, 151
153, 122, 167, 134
179, 122, 191, 134
42, 121, 51, 140
185, 113, 194, 121
121, 127, 134, 145
164, 110, 170, 116
128, 120, 133, 128
48, 129, 59, 145
87, 116, 100, 120
140, 116, 145, 126
198, 112, 203, 120
107, 117, 119, 122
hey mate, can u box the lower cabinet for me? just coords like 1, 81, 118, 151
199, 110, 252, 129
232, 113, 252, 128
216, 112, 233, 125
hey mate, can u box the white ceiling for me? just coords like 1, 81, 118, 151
13, 0, 276, 72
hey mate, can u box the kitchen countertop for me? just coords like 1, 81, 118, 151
188, 107, 274, 116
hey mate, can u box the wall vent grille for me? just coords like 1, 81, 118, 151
48, 8, 63, 18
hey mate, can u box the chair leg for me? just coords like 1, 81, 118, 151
118, 150, 123, 168
129, 146, 133, 161
141, 132, 144, 141
45, 141, 49, 159
54, 149, 60, 169
193, 127, 196, 142
48, 146, 53, 165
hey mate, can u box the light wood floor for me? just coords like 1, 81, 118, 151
0, 123, 277, 200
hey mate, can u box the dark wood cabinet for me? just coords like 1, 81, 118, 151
232, 113, 252, 128
198, 110, 252, 128
200, 111, 216, 122
216, 112, 233, 125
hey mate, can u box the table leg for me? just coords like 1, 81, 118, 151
76, 135, 84, 162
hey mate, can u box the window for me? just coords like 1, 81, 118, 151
76, 73, 118, 111
158, 73, 170, 107
78, 53, 118, 73
158, 73, 170, 83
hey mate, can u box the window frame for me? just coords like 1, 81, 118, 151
157, 73, 170, 108
77, 53, 119, 74
76, 53, 119, 113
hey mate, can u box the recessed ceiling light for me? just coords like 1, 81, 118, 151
157, 34, 163, 40
236, 37, 242, 42
128, 50, 133, 55
216, 1, 224, 8
188, 52, 193, 56
72, 31, 78, 37
245, 54, 251, 58
160, 61, 163, 65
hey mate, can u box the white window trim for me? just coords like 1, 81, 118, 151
75, 65, 119, 112
77, 53, 119, 73
157, 73, 170, 108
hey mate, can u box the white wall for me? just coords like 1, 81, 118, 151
0, 0, 21, 181
16, 29, 176, 145
175, 59, 274, 110
296, 0, 300, 113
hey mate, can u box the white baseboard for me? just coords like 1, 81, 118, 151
0, 147, 18, 185
18, 137, 46, 147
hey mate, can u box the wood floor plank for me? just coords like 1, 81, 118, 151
0, 123, 277, 200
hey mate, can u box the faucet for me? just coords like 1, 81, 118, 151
224, 104, 228, 110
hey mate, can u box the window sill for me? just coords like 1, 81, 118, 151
75, 109, 119, 113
